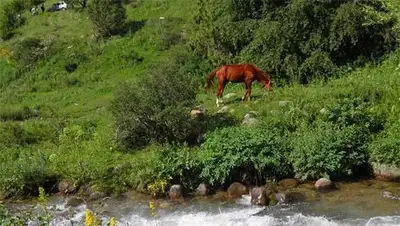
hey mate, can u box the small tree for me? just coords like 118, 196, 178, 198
0, 0, 26, 40
88, 0, 126, 38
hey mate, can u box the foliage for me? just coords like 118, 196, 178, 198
199, 125, 293, 185
88, 0, 127, 38
112, 54, 200, 149
11, 38, 48, 68
156, 145, 201, 190
369, 119, 400, 167
290, 122, 370, 180
191, 0, 398, 84
0, 0, 26, 40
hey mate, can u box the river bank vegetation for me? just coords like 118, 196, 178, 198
0, 0, 400, 206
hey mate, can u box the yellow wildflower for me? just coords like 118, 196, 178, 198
85, 209, 94, 226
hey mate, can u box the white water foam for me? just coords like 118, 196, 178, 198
115, 209, 400, 226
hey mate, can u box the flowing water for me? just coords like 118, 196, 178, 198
4, 180, 400, 226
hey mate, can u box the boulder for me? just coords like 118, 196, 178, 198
278, 178, 299, 189
274, 191, 306, 204
242, 111, 259, 126
196, 183, 209, 196
190, 105, 206, 118
223, 93, 237, 99
65, 197, 84, 207
58, 181, 76, 194
279, 100, 292, 107
89, 192, 106, 201
227, 182, 248, 198
315, 178, 334, 191
217, 106, 230, 114
373, 163, 400, 182
169, 184, 182, 200
250, 187, 269, 206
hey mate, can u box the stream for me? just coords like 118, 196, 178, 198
3, 180, 400, 226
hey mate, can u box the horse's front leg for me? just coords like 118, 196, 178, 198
242, 81, 252, 104
216, 82, 225, 107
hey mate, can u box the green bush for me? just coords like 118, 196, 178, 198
0, 106, 36, 121
0, 148, 55, 197
0, 0, 26, 40
321, 97, 384, 134
290, 122, 370, 180
88, 0, 127, 38
156, 145, 201, 190
199, 126, 293, 186
369, 119, 400, 167
112, 55, 200, 149
12, 38, 47, 68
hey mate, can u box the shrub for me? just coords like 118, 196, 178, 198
290, 122, 370, 180
0, 0, 26, 40
369, 120, 400, 167
12, 38, 47, 68
0, 148, 55, 197
156, 145, 201, 190
112, 55, 200, 149
320, 97, 384, 134
199, 126, 293, 186
88, 0, 127, 38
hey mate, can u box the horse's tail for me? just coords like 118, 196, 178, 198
205, 67, 219, 89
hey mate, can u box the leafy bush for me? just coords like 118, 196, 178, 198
0, 106, 37, 121
199, 126, 293, 186
0, 148, 55, 197
112, 55, 200, 149
0, 0, 26, 40
290, 122, 370, 180
156, 145, 201, 191
12, 38, 47, 68
321, 97, 384, 134
369, 119, 400, 167
88, 0, 127, 38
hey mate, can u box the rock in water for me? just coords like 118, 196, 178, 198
169, 184, 182, 200
278, 178, 299, 189
227, 182, 248, 198
315, 178, 334, 191
196, 183, 209, 196
250, 187, 269, 205
58, 181, 76, 194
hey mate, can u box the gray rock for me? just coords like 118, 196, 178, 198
196, 183, 209, 196
58, 181, 76, 194
373, 163, 400, 182
65, 197, 84, 207
279, 100, 292, 107
89, 192, 106, 201
315, 178, 334, 191
275, 191, 306, 204
169, 184, 182, 200
217, 106, 230, 114
223, 93, 237, 99
227, 182, 248, 198
250, 187, 269, 206
278, 178, 299, 189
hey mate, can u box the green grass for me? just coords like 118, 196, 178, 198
0, 0, 400, 198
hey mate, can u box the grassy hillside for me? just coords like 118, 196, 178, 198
0, 0, 400, 199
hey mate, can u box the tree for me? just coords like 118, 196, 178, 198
88, 0, 126, 38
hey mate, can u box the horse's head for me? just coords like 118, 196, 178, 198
259, 72, 273, 92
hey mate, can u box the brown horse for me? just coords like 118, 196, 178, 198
205, 64, 272, 107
